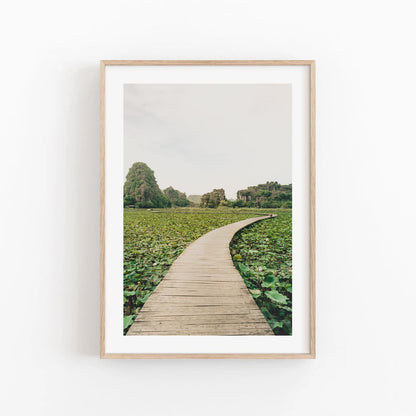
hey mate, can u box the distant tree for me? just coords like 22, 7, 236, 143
232, 199, 244, 208
123, 195, 136, 207
163, 186, 190, 207
219, 200, 233, 208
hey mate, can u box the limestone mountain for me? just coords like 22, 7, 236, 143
200, 189, 226, 208
123, 162, 170, 208
188, 195, 202, 205
236, 181, 292, 208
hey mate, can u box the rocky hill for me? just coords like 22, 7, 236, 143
124, 162, 291, 210
123, 162, 170, 208
236, 181, 292, 208
200, 189, 226, 208
188, 195, 202, 205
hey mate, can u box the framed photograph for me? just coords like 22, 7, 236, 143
100, 60, 315, 359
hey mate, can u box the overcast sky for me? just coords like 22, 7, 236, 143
124, 84, 291, 199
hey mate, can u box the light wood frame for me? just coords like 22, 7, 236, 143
100, 60, 316, 359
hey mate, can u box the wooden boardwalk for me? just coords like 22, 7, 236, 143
127, 216, 274, 336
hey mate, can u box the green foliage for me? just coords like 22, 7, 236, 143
123, 162, 171, 208
123, 207, 281, 333
219, 200, 233, 208
262, 273, 279, 288
200, 189, 226, 208
265, 290, 288, 304
236, 182, 292, 208
123, 315, 136, 333
232, 199, 244, 208
123, 195, 136, 207
163, 186, 190, 207
249, 289, 262, 298
229, 213, 292, 335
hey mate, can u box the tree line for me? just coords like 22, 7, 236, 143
124, 162, 291, 209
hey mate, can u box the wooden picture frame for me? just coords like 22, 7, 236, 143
100, 60, 315, 359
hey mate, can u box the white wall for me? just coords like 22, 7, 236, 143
1, 1, 415, 415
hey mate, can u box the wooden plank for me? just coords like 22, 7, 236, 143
128, 328, 274, 336
130, 322, 270, 331
147, 294, 254, 302
102, 60, 315, 66
99, 61, 106, 358
134, 314, 268, 323
309, 61, 317, 358
149, 290, 249, 296
137, 306, 264, 316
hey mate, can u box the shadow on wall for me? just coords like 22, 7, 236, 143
68, 65, 100, 356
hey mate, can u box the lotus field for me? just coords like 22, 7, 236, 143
123, 208, 292, 334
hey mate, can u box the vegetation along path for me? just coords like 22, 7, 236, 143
127, 216, 275, 335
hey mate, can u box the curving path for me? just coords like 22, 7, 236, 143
127, 216, 274, 336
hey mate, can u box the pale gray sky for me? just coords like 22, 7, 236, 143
124, 84, 291, 199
